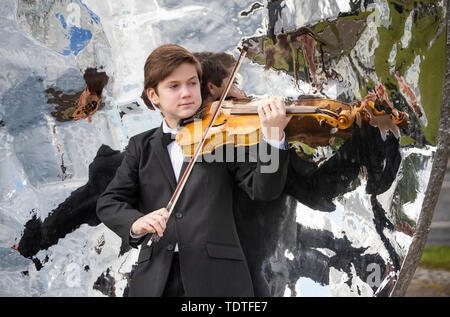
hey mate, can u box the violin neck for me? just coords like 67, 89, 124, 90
228, 105, 318, 116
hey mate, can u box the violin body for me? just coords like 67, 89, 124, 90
176, 101, 262, 156
176, 97, 409, 156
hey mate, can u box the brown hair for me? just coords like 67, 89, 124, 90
193, 52, 236, 101
141, 44, 202, 110
84, 67, 109, 96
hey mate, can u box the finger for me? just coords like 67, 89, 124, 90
272, 98, 285, 115
156, 214, 167, 230
151, 209, 167, 223
155, 208, 169, 221
258, 104, 266, 117
277, 99, 287, 115
262, 104, 272, 117
155, 214, 167, 230
258, 105, 267, 124
136, 222, 154, 235
263, 104, 277, 120
148, 219, 164, 237
160, 208, 170, 221
149, 214, 165, 229
268, 103, 281, 118
144, 223, 156, 235
154, 209, 165, 220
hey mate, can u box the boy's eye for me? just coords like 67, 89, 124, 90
169, 84, 178, 89
189, 81, 198, 86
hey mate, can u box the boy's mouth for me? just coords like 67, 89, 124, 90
179, 102, 195, 107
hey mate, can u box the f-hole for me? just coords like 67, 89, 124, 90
212, 119, 227, 127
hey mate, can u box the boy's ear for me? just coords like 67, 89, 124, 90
147, 88, 159, 107
207, 82, 218, 99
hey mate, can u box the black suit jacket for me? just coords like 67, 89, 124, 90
96, 125, 289, 296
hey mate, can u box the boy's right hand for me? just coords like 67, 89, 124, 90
131, 208, 169, 237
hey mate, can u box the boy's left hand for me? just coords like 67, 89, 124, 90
257, 97, 292, 141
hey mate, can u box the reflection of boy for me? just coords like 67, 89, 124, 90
193, 51, 247, 104
190, 51, 403, 296
96, 44, 291, 297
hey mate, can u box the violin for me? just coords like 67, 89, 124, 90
176, 96, 409, 156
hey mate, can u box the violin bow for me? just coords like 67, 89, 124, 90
148, 46, 248, 246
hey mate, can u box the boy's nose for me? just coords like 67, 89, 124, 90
180, 85, 191, 97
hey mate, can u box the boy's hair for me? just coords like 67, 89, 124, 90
84, 67, 109, 96
193, 52, 236, 101
141, 44, 202, 110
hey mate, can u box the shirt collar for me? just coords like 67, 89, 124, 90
162, 119, 178, 135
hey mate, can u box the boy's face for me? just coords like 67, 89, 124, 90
221, 74, 247, 99
147, 62, 202, 126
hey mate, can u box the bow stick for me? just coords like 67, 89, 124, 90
147, 46, 248, 246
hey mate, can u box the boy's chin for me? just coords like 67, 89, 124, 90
178, 107, 200, 119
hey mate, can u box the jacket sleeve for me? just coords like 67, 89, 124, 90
96, 137, 146, 248
228, 137, 289, 201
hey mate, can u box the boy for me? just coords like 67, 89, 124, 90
96, 44, 291, 297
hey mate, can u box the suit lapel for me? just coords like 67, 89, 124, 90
151, 126, 177, 191
178, 160, 189, 183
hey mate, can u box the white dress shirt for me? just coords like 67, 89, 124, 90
130, 119, 287, 252
162, 120, 184, 184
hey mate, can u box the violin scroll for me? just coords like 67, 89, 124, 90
337, 110, 354, 130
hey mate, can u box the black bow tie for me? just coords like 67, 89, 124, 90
161, 132, 176, 147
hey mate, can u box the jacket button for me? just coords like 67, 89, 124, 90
175, 212, 183, 219
167, 244, 174, 251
